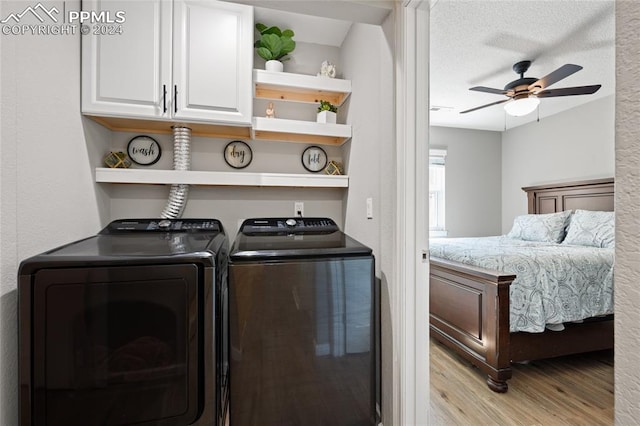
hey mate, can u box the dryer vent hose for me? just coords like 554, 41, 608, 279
160, 126, 191, 219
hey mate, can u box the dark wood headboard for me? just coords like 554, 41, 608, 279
522, 178, 614, 214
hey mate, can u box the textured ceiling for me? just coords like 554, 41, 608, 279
429, 0, 615, 131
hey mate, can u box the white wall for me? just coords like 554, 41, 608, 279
615, 3, 640, 423
255, 40, 342, 78
107, 131, 346, 236
0, 1, 110, 423
429, 126, 502, 237
341, 23, 391, 273
111, 185, 345, 237
501, 95, 615, 233
340, 20, 394, 424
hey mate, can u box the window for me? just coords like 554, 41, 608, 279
429, 149, 446, 237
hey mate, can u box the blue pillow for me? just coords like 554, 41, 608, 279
562, 209, 615, 248
507, 210, 572, 243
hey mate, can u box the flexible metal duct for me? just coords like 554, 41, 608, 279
160, 125, 191, 219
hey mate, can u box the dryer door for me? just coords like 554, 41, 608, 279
30, 264, 200, 426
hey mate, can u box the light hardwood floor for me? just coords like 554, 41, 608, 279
429, 337, 614, 425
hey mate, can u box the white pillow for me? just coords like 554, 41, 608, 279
562, 209, 615, 248
507, 210, 572, 243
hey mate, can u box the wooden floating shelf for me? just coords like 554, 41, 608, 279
95, 168, 349, 188
85, 115, 252, 139
253, 69, 351, 106
252, 117, 351, 146
86, 68, 354, 146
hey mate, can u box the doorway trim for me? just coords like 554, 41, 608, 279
394, 1, 430, 424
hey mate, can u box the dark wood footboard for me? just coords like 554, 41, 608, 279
429, 256, 614, 393
429, 257, 516, 392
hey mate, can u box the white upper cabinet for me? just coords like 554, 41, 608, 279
82, 0, 171, 119
82, 0, 253, 125
173, 0, 253, 124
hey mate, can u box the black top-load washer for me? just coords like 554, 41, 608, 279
229, 217, 377, 426
18, 218, 229, 426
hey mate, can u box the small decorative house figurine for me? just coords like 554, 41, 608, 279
266, 102, 275, 118
317, 60, 336, 78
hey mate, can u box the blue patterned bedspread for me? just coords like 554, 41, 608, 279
429, 236, 614, 333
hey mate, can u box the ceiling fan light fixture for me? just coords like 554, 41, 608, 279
504, 95, 540, 117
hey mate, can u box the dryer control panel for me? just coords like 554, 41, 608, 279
101, 219, 222, 233
240, 217, 339, 235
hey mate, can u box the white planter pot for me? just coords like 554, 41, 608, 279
265, 60, 284, 72
317, 110, 337, 124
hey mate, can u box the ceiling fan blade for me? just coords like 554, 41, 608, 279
469, 86, 508, 95
528, 64, 583, 92
460, 98, 510, 114
535, 84, 602, 98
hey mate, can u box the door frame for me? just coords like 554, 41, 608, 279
393, 1, 430, 425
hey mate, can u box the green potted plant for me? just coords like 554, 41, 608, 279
317, 100, 338, 124
254, 23, 296, 72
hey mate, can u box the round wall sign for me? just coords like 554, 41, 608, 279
127, 135, 161, 166
224, 140, 253, 169
301, 146, 328, 173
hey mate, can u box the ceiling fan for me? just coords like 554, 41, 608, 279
460, 60, 602, 116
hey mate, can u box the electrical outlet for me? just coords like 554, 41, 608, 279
294, 201, 304, 217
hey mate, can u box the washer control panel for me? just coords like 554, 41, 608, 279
101, 219, 222, 233
240, 217, 339, 234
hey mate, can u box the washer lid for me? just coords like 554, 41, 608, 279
29, 219, 225, 260
45, 233, 220, 258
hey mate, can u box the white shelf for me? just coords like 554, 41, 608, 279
252, 117, 352, 146
253, 69, 351, 106
95, 168, 349, 188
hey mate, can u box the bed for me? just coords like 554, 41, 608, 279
429, 178, 614, 393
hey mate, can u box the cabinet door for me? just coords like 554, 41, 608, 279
81, 0, 172, 119
173, 0, 253, 125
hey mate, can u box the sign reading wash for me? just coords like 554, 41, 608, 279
1, 2, 126, 36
